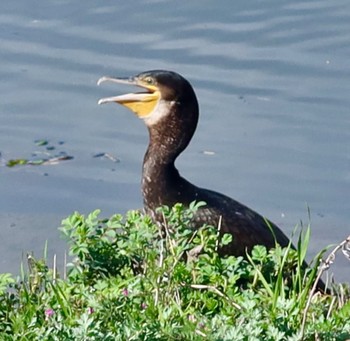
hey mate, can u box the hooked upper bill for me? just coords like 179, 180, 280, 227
97, 76, 160, 118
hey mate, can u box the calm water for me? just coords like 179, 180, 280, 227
0, 0, 349, 282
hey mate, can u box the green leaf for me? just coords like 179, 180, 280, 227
0, 273, 15, 293
221, 233, 233, 246
34, 139, 49, 146
251, 245, 267, 261
6, 159, 28, 167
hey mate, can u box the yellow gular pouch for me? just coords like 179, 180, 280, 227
122, 90, 160, 118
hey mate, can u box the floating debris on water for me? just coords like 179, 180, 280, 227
4, 139, 73, 167
34, 139, 49, 146
93, 152, 120, 163
202, 150, 216, 156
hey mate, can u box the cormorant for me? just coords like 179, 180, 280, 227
97, 70, 294, 256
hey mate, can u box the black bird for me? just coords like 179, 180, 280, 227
97, 70, 292, 257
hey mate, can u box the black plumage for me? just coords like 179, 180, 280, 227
97, 70, 292, 257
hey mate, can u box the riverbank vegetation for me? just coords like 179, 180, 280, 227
0, 203, 349, 340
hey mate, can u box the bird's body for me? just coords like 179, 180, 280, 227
98, 70, 291, 256
141, 150, 290, 256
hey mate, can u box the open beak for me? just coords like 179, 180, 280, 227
97, 76, 160, 118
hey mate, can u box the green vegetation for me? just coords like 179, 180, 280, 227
0, 202, 349, 340
4, 140, 72, 167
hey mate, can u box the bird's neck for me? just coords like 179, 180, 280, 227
141, 103, 199, 212
142, 138, 180, 205
141, 134, 200, 214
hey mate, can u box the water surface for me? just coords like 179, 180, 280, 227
0, 0, 349, 282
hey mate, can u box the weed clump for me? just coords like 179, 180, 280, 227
0, 202, 349, 340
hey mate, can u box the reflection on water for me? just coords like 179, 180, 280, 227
0, 0, 349, 281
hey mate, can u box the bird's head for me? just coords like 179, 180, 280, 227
97, 70, 198, 128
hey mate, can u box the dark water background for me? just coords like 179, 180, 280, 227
0, 0, 349, 282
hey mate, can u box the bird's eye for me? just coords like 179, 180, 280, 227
144, 77, 153, 84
